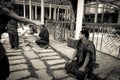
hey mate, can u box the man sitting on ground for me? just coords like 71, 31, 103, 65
35, 25, 49, 49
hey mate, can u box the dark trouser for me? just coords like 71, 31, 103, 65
35, 39, 48, 47
65, 61, 93, 80
74, 67, 93, 80
0, 42, 10, 79
9, 33, 19, 48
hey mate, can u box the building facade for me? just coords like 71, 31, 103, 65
14, 0, 71, 21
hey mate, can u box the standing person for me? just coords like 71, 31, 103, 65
7, 19, 19, 49
7, 10, 23, 49
0, 0, 40, 80
65, 29, 96, 80
35, 25, 49, 49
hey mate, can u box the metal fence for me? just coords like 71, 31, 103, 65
83, 23, 120, 58
46, 21, 120, 58
46, 20, 75, 41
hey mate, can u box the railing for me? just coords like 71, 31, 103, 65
83, 23, 120, 58
46, 20, 120, 58
46, 20, 75, 42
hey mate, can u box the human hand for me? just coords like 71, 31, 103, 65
79, 67, 85, 72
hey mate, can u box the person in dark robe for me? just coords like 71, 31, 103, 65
65, 29, 96, 80
35, 25, 49, 49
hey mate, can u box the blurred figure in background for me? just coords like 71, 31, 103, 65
7, 10, 20, 49
7, 18, 19, 49
35, 25, 49, 49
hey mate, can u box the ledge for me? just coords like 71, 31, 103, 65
67, 37, 79, 49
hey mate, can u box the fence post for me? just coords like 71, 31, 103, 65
100, 25, 104, 51
118, 46, 120, 58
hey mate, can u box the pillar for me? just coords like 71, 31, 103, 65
75, 0, 84, 39
53, 7, 56, 20
94, 0, 98, 23
64, 9, 67, 20
57, 7, 60, 20
49, 4, 52, 19
23, 0, 26, 18
41, 0, 44, 25
29, 0, 32, 20
101, 3, 105, 23
31, 7, 34, 20
35, 6, 37, 20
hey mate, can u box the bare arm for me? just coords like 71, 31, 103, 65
1, 8, 40, 25
79, 52, 90, 71
82, 52, 90, 68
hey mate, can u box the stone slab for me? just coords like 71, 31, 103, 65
50, 64, 65, 69
37, 49, 54, 53
8, 56, 24, 60
22, 78, 38, 80
23, 46, 32, 51
10, 64, 28, 72
32, 47, 44, 52
36, 70, 52, 80
38, 52, 58, 57
53, 70, 68, 79
8, 70, 30, 80
6, 48, 22, 53
41, 56, 61, 60
30, 59, 46, 70
7, 52, 22, 56
23, 51, 38, 59
9, 59, 26, 65
47, 59, 66, 65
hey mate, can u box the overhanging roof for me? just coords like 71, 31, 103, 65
99, 0, 120, 2
99, 0, 120, 7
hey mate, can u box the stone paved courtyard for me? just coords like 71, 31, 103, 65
2, 33, 77, 80
1, 29, 120, 80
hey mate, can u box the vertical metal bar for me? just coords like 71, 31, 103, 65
100, 25, 104, 51
101, 3, 105, 23
118, 46, 120, 58
92, 25, 95, 43
61, 22, 63, 41
96, 25, 99, 50
64, 23, 66, 41
66, 23, 68, 40
54, 22, 56, 40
